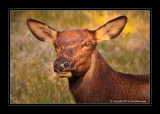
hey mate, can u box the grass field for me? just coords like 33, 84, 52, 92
10, 10, 150, 104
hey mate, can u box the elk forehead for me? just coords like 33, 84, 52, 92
59, 29, 88, 39
56, 29, 91, 46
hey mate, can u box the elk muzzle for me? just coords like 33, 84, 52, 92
54, 56, 75, 78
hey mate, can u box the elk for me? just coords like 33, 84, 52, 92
27, 16, 150, 104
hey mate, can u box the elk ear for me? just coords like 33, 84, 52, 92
95, 16, 127, 42
26, 19, 59, 42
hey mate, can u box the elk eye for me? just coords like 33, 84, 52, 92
53, 43, 58, 49
85, 41, 91, 47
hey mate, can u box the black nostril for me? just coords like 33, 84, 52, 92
63, 61, 70, 68
54, 62, 58, 68
54, 61, 60, 72
54, 61, 70, 72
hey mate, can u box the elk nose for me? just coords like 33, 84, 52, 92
54, 61, 70, 73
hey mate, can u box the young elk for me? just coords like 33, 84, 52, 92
27, 16, 150, 104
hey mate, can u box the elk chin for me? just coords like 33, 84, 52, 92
57, 72, 72, 78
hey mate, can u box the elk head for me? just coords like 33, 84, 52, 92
27, 16, 127, 78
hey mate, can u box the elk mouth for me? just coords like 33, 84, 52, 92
56, 71, 72, 78
54, 60, 76, 78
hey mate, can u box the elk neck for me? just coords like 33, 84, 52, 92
68, 49, 116, 102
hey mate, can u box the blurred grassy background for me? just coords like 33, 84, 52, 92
10, 10, 150, 104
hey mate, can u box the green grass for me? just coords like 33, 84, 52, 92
10, 10, 150, 104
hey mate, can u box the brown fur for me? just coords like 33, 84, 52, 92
69, 50, 150, 103
27, 16, 150, 104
